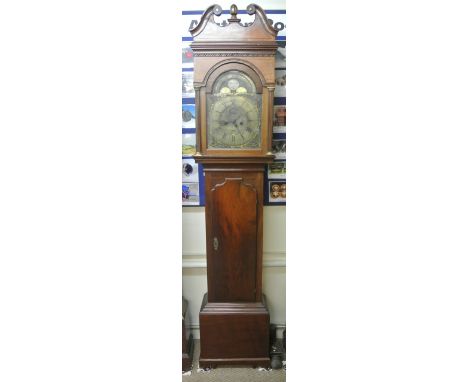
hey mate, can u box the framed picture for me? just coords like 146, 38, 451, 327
182, 104, 196, 129
182, 72, 194, 97
275, 41, 286, 69
182, 134, 196, 156
268, 181, 286, 203
273, 105, 286, 133
274, 69, 286, 97
182, 182, 200, 205
272, 139, 286, 159
268, 161, 286, 179
182, 158, 199, 182
182, 42, 194, 68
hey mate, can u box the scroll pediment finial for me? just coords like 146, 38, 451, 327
230, 4, 238, 18
228, 4, 240, 23
213, 4, 222, 16
246, 4, 256, 15
190, 3, 278, 39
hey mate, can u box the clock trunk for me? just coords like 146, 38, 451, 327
204, 165, 265, 303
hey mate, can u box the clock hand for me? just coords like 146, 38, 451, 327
232, 120, 245, 140
234, 117, 248, 139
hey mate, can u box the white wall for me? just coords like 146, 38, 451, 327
182, 206, 285, 338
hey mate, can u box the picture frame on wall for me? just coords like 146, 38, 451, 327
268, 180, 286, 203
182, 134, 196, 156
182, 104, 196, 129
182, 182, 200, 206
182, 42, 194, 68
273, 105, 286, 133
274, 69, 286, 97
182, 72, 194, 97
272, 139, 286, 159
276, 41, 286, 69
268, 161, 286, 179
182, 158, 198, 183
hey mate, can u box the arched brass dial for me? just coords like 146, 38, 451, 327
207, 70, 262, 149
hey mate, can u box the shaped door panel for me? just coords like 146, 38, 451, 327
208, 177, 258, 302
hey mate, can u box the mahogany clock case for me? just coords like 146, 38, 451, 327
188, 3, 280, 368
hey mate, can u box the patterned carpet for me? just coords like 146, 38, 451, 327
182, 340, 286, 382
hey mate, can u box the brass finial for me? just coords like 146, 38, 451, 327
230, 4, 238, 18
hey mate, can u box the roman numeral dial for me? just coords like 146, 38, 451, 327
207, 70, 262, 149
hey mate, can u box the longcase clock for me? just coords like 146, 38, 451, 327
190, 3, 278, 368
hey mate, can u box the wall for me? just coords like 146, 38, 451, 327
182, 206, 285, 338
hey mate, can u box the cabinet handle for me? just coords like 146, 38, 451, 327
213, 237, 219, 251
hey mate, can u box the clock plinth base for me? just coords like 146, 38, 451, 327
198, 293, 271, 369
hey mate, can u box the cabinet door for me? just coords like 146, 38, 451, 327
208, 177, 258, 302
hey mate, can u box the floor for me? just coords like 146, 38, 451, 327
182, 340, 286, 382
